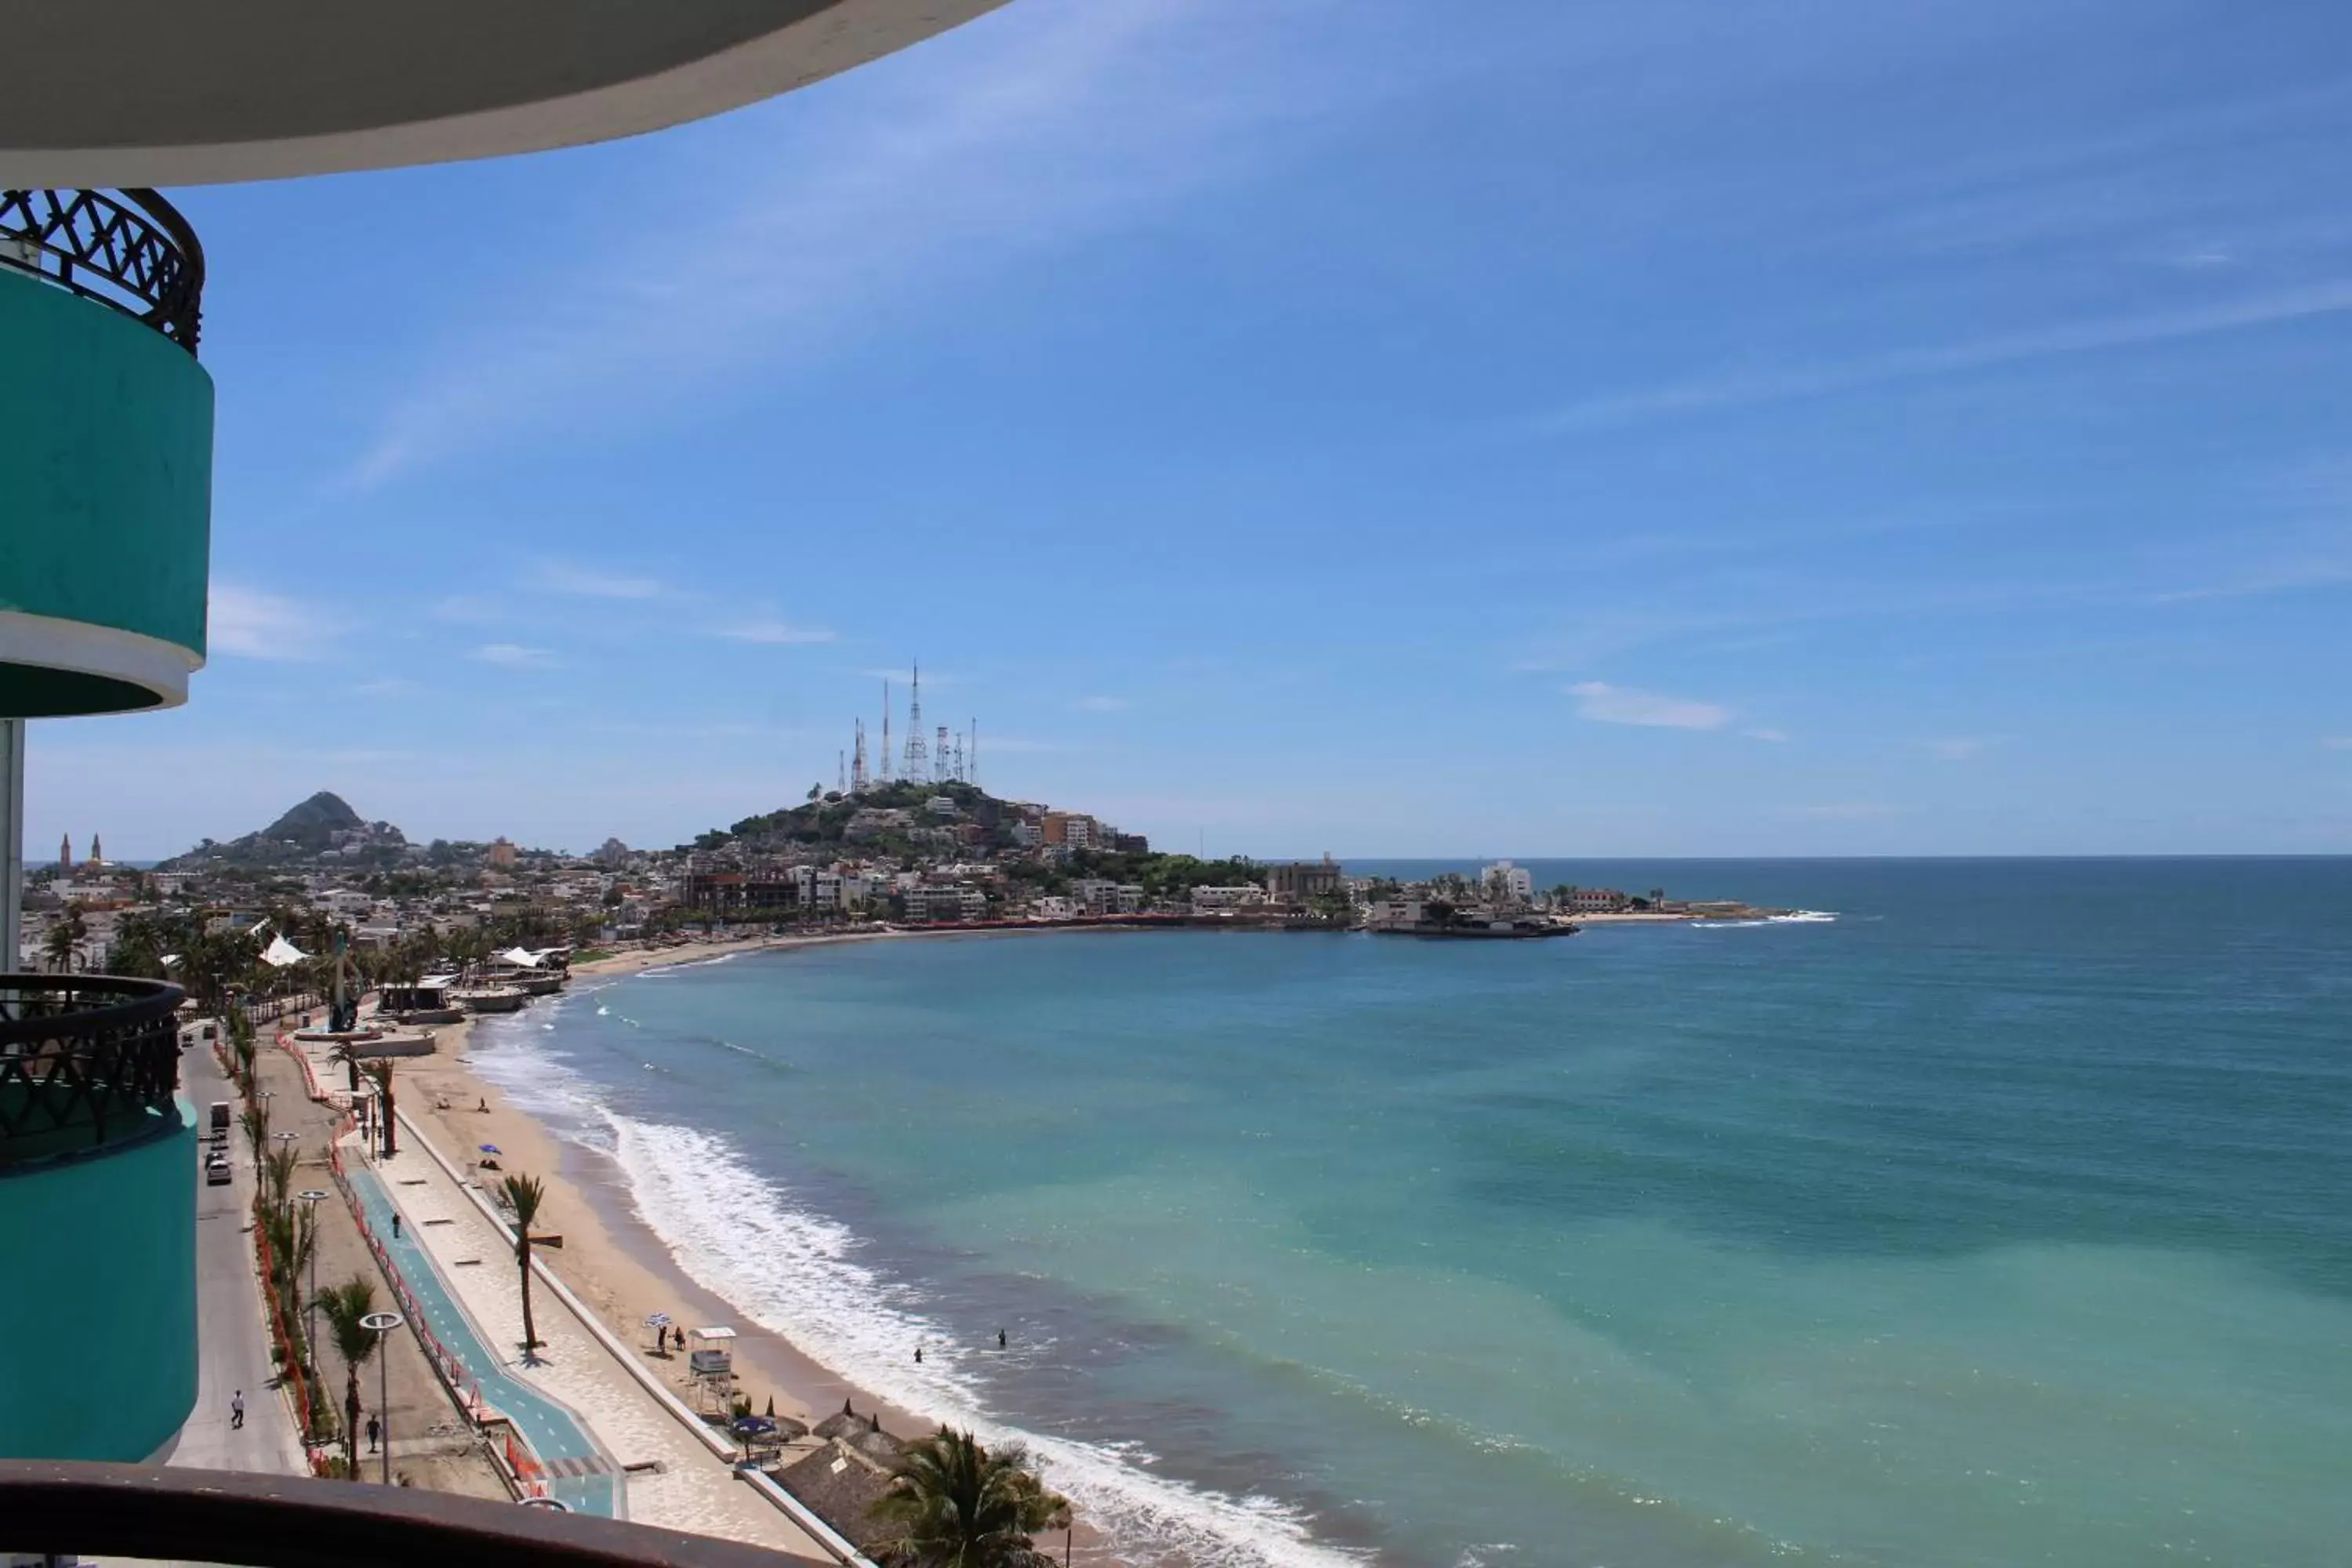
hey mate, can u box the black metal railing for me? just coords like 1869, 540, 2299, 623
0, 974, 186, 1163
0, 1462, 833, 1568
0, 188, 205, 355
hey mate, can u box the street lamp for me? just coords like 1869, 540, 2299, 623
360, 1311, 403, 1485
298, 1189, 328, 1367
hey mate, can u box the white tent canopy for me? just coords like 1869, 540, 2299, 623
498, 947, 542, 968
260, 935, 310, 968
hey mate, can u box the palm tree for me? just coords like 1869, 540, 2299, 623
497, 1174, 546, 1359
260, 1196, 318, 1365
239, 1101, 270, 1172
871, 1427, 1069, 1568
362, 1058, 397, 1159
329, 1040, 368, 1095
42, 902, 87, 973
314, 1276, 381, 1478
227, 1007, 259, 1101
264, 1142, 300, 1213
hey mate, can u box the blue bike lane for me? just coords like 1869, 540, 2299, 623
343, 1160, 622, 1515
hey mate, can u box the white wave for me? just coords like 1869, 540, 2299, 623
1691, 910, 1838, 929
608, 1115, 1365, 1568
638, 950, 746, 979
463, 1007, 612, 1136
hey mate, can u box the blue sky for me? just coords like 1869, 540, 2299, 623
34, 0, 2352, 859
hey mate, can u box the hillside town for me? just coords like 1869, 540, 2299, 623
15, 784, 1763, 986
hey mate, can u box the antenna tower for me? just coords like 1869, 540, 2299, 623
935, 725, 948, 783
882, 680, 892, 784
971, 719, 978, 789
902, 662, 928, 782
837, 751, 846, 794
851, 720, 867, 793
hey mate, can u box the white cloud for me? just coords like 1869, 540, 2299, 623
1567, 681, 1730, 731
345, 0, 1388, 485
1546, 280, 2352, 432
526, 561, 673, 601
715, 619, 835, 645
2149, 561, 2352, 604
1742, 727, 1790, 743
1073, 695, 1130, 713
209, 583, 339, 661
1924, 736, 2005, 760
431, 594, 506, 626
1781, 802, 1911, 819
470, 643, 557, 670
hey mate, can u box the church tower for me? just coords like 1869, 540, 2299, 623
89, 833, 103, 867
59, 833, 71, 871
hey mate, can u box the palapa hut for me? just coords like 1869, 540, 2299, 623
778, 1437, 900, 1557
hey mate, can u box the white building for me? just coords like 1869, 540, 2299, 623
903, 884, 988, 923
1071, 879, 1145, 916
1191, 885, 1268, 912
1482, 861, 1534, 907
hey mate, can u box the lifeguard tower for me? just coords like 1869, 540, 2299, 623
688, 1326, 738, 1415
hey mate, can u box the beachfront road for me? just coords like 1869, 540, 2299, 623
171, 1036, 307, 1475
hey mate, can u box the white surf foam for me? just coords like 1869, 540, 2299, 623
637, 950, 746, 979
608, 1114, 1367, 1568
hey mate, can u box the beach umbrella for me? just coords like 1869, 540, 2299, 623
479, 1143, 503, 1155
646, 1312, 673, 1329
731, 1416, 778, 1436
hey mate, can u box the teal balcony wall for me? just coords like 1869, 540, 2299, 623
0, 266, 212, 717
0, 1098, 198, 1459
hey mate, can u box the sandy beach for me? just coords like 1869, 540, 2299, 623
392, 931, 1120, 1562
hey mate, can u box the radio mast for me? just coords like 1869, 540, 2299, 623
903, 662, 928, 782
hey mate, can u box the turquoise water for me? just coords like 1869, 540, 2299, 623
472, 859, 2352, 1566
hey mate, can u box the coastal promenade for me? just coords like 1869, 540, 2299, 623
341, 1115, 829, 1552
338, 1157, 620, 1515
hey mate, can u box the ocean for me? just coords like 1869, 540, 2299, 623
466, 858, 2352, 1567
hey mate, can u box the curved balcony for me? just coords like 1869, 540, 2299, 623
0, 1461, 832, 1568
0, 973, 187, 1167
0, 188, 204, 356
0, 191, 213, 717
1, 978, 198, 1460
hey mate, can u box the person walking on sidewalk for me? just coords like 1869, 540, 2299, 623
230, 1391, 245, 1429
366, 1414, 380, 1454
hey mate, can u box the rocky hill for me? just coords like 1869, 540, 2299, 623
161, 790, 408, 869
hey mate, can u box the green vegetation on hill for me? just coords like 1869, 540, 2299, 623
720, 780, 1002, 851
1002, 850, 1260, 898
158, 789, 408, 869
